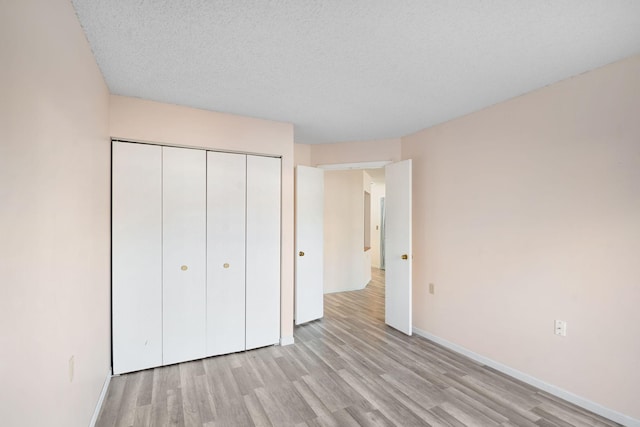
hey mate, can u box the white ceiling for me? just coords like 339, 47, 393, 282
71, 1, 640, 144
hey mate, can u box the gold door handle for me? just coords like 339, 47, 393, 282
401, 254, 408, 260
223, 263, 229, 269
181, 265, 188, 271
299, 251, 305, 256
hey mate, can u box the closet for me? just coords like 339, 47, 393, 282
112, 141, 281, 375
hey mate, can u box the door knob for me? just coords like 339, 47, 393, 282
223, 263, 229, 269
181, 265, 188, 271
401, 254, 408, 260
299, 251, 305, 256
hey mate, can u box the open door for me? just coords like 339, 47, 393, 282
384, 159, 412, 335
295, 166, 324, 325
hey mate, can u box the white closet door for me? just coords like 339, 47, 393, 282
162, 146, 207, 365
112, 142, 162, 374
206, 151, 246, 356
245, 155, 281, 350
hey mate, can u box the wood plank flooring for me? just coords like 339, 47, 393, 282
97, 269, 620, 426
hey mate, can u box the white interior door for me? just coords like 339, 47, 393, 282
295, 165, 324, 325
206, 151, 246, 356
112, 142, 162, 374
162, 146, 207, 364
245, 155, 281, 350
384, 159, 412, 335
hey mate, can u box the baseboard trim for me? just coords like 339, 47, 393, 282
280, 335, 295, 346
89, 368, 112, 427
412, 327, 639, 427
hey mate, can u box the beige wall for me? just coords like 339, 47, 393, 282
324, 170, 370, 293
0, 0, 111, 426
370, 183, 386, 268
310, 138, 401, 166
294, 143, 312, 166
109, 95, 296, 341
363, 171, 373, 283
403, 55, 640, 419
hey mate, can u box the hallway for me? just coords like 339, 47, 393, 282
97, 269, 619, 426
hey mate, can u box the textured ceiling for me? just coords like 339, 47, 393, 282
71, 1, 640, 144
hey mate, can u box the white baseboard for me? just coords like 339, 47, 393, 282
280, 335, 295, 346
412, 327, 639, 427
89, 368, 112, 427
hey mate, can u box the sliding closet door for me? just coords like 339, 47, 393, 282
162, 147, 207, 365
112, 142, 162, 374
206, 151, 246, 356
246, 155, 281, 349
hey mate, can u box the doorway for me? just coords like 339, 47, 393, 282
295, 160, 412, 336
322, 166, 386, 293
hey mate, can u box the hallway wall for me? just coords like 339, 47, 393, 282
324, 170, 370, 293
370, 183, 386, 269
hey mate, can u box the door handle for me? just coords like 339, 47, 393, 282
401, 254, 408, 260
299, 251, 305, 256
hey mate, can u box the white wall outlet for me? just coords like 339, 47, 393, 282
554, 320, 567, 336
429, 283, 435, 294
69, 355, 74, 382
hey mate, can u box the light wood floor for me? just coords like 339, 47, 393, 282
97, 269, 620, 426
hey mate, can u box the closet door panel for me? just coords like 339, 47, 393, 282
112, 142, 162, 374
162, 147, 207, 365
246, 155, 281, 350
206, 151, 246, 356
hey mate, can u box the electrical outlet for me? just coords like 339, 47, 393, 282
69, 356, 74, 382
429, 283, 435, 294
554, 320, 567, 336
